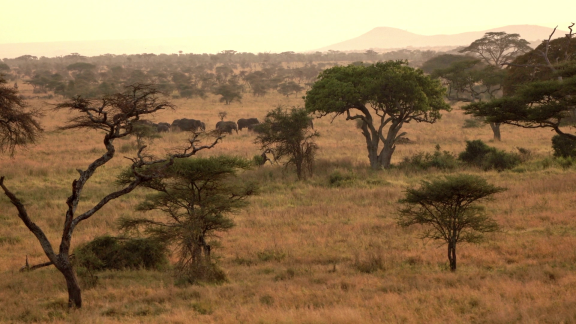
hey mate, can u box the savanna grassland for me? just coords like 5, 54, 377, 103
1, 81, 576, 324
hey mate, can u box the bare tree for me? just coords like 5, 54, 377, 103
0, 75, 42, 155
0, 84, 220, 308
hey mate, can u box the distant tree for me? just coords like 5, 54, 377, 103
463, 26, 576, 140
459, 32, 532, 67
218, 111, 228, 121
398, 174, 505, 271
305, 61, 449, 169
254, 106, 318, 180
277, 81, 304, 97
213, 82, 242, 104
0, 75, 42, 155
0, 84, 221, 308
420, 54, 475, 74
118, 156, 257, 284
451, 32, 532, 141
0, 63, 10, 72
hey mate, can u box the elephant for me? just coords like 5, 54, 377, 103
216, 121, 238, 134
247, 123, 261, 131
172, 118, 205, 132
157, 122, 170, 133
237, 118, 260, 131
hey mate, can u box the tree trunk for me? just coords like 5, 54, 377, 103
448, 242, 457, 272
489, 122, 501, 141
60, 262, 82, 308
378, 122, 402, 169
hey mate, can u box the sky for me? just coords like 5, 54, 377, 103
0, 0, 574, 54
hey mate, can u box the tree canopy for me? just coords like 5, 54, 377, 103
463, 28, 576, 140
398, 174, 505, 271
305, 60, 449, 169
0, 75, 42, 155
254, 106, 318, 180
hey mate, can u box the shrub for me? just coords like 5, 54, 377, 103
74, 236, 169, 272
552, 135, 576, 158
398, 145, 459, 171
328, 170, 355, 187
458, 140, 494, 165
459, 140, 520, 171
482, 150, 522, 171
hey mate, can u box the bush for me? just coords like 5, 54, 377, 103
482, 150, 521, 171
459, 140, 520, 171
74, 236, 169, 272
328, 170, 355, 187
552, 135, 576, 158
398, 145, 459, 171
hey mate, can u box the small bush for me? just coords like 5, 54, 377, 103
398, 145, 458, 171
328, 170, 355, 187
458, 140, 494, 165
459, 140, 521, 171
482, 150, 521, 171
74, 236, 169, 272
552, 135, 576, 158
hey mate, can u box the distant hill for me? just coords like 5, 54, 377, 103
317, 25, 569, 52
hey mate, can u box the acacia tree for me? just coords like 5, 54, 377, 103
453, 32, 532, 140
0, 75, 42, 155
213, 82, 242, 105
0, 84, 220, 308
305, 61, 449, 170
254, 106, 318, 180
464, 25, 576, 140
118, 156, 257, 283
398, 174, 505, 271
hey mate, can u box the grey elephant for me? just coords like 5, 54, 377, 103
172, 118, 205, 132
216, 121, 238, 134
237, 118, 260, 131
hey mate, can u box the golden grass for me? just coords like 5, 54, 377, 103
1, 82, 576, 323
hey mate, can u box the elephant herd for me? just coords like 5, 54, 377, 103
137, 117, 313, 135
136, 117, 262, 135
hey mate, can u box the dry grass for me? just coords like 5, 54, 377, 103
1, 82, 576, 323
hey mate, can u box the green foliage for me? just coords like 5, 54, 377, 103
254, 106, 318, 180
305, 60, 450, 169
74, 236, 169, 271
119, 156, 256, 284
398, 174, 505, 271
213, 82, 242, 104
420, 54, 473, 74
328, 170, 356, 187
398, 145, 459, 171
458, 140, 520, 171
552, 134, 576, 158
0, 75, 43, 155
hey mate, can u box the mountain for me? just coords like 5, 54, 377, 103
317, 25, 569, 52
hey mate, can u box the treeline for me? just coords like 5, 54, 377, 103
0, 49, 443, 100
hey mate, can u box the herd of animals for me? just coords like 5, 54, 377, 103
138, 117, 313, 135
136, 117, 262, 135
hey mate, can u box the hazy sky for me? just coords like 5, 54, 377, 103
1, 0, 574, 53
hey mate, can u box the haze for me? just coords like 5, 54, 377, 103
1, 0, 574, 54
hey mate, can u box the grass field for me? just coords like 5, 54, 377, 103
1, 82, 576, 323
